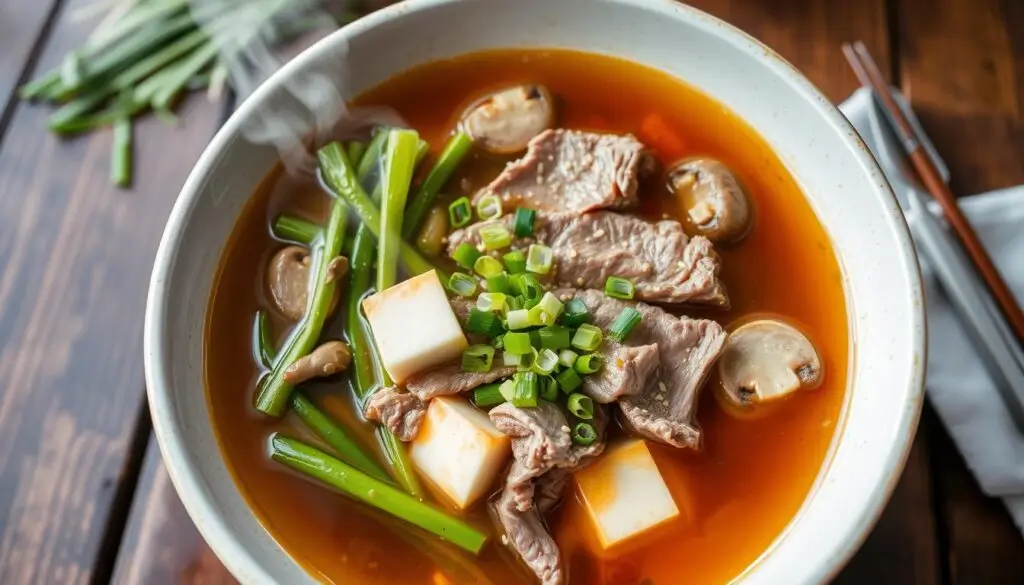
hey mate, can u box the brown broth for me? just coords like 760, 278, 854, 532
205, 49, 849, 585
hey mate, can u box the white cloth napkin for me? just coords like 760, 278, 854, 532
839, 90, 1024, 535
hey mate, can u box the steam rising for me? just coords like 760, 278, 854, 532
187, 0, 405, 176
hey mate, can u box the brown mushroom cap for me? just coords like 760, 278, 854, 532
283, 340, 352, 385
266, 246, 344, 322
460, 84, 555, 154
716, 319, 823, 412
667, 158, 752, 244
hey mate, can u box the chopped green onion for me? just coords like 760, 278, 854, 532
477, 292, 507, 313
474, 255, 505, 278
558, 349, 579, 369
574, 353, 603, 375
517, 348, 539, 371
511, 273, 543, 308
502, 352, 521, 367
526, 244, 554, 275
466, 308, 504, 338
540, 376, 559, 402
462, 345, 495, 373
448, 272, 478, 297
449, 197, 472, 228
506, 309, 532, 330
532, 349, 559, 375
486, 273, 512, 295
605, 276, 636, 300
527, 305, 554, 327
503, 250, 527, 273
567, 393, 595, 420
538, 292, 564, 319
452, 242, 482, 269
475, 194, 503, 220
560, 298, 591, 327
506, 296, 524, 311
572, 422, 597, 446
556, 368, 582, 393
472, 383, 506, 408
513, 207, 536, 237
499, 379, 516, 402
504, 332, 533, 355
273, 214, 320, 246
511, 372, 540, 407
493, 334, 505, 350
571, 323, 604, 352
537, 326, 571, 350
608, 307, 643, 342
479, 223, 513, 250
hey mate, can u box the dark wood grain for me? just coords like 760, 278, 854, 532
897, 0, 1024, 582
0, 0, 62, 131
111, 439, 238, 585
0, 0, 226, 582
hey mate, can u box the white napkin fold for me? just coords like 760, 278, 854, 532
839, 90, 1024, 535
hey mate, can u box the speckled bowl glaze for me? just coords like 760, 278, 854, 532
144, 0, 927, 583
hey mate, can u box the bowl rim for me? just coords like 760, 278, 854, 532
144, 0, 926, 583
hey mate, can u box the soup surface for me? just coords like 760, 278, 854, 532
206, 49, 849, 585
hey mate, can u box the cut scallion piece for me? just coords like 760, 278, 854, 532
452, 242, 482, 269
475, 194, 503, 220
526, 244, 553, 275
532, 349, 559, 375
273, 214, 320, 246
506, 309, 531, 330
517, 348, 539, 371
449, 197, 472, 228
513, 207, 536, 237
556, 367, 582, 393
477, 292, 507, 313
502, 352, 521, 367
571, 323, 603, 352
474, 255, 504, 278
567, 393, 595, 420
504, 332, 532, 355
572, 422, 597, 446
511, 273, 543, 308
506, 296, 524, 311
560, 298, 591, 327
448, 272, 478, 297
558, 349, 579, 369
462, 345, 495, 373
479, 223, 513, 250
608, 307, 643, 342
538, 326, 571, 350
540, 376, 559, 402
538, 292, 564, 320
472, 383, 506, 408
498, 379, 516, 402
574, 353, 603, 375
486, 273, 512, 295
511, 372, 540, 407
605, 276, 636, 300
527, 305, 554, 327
503, 250, 527, 274
466, 308, 504, 338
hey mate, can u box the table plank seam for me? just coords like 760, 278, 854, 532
0, 0, 68, 141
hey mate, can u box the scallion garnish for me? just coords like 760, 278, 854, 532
448, 197, 472, 228
498, 379, 516, 402
572, 422, 597, 445
486, 273, 513, 295
538, 291, 564, 320
475, 194, 503, 220
518, 348, 539, 371
540, 376, 559, 402
571, 323, 603, 352
461, 345, 495, 373
513, 207, 536, 237
506, 309, 531, 331
526, 244, 553, 275
473, 255, 504, 279
503, 250, 527, 274
472, 382, 506, 408
466, 308, 504, 338
532, 349, 559, 376
558, 349, 579, 369
477, 292, 507, 313
504, 332, 533, 355
608, 306, 643, 342
559, 298, 591, 327
502, 352, 522, 367
511, 372, 540, 407
567, 393, 595, 420
479, 223, 513, 250
448, 272, 478, 297
511, 273, 543, 308
574, 353, 603, 375
452, 242, 482, 269
527, 305, 554, 327
538, 326, 571, 350
556, 368, 582, 393
605, 276, 636, 300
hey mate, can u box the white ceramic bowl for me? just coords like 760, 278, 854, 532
145, 0, 926, 583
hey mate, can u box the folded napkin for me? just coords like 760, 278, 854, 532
840, 89, 1024, 535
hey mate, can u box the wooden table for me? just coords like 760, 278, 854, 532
1, 0, 1022, 583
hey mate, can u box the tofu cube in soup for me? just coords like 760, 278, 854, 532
410, 396, 511, 509
574, 439, 679, 550
362, 270, 468, 384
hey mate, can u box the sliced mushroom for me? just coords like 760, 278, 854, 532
716, 319, 823, 412
667, 158, 752, 244
266, 246, 345, 321
460, 84, 554, 154
283, 340, 352, 385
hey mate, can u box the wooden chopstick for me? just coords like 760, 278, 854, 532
842, 41, 1024, 345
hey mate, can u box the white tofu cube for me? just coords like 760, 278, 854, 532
362, 270, 468, 383
574, 439, 679, 550
410, 396, 511, 509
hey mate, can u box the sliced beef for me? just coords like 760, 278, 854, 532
472, 129, 652, 215
363, 386, 426, 441
405, 362, 516, 401
584, 341, 660, 403
494, 486, 563, 585
489, 402, 573, 512
560, 288, 727, 449
449, 211, 728, 307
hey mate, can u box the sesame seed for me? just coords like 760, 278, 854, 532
659, 381, 667, 392
561, 425, 571, 433
538, 162, 545, 174
501, 535, 509, 545
662, 400, 670, 407
576, 277, 584, 286
593, 228, 606, 238
655, 393, 664, 401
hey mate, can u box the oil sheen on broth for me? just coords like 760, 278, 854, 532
205, 49, 848, 585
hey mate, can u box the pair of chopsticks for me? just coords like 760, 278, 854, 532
842, 42, 1024, 430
